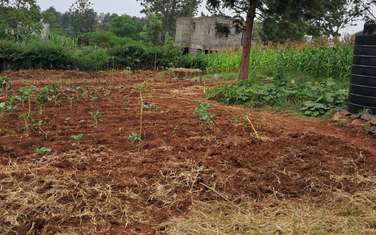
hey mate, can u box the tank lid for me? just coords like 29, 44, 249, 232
364, 20, 376, 35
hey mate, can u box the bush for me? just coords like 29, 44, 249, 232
82, 31, 129, 48
0, 40, 71, 70
70, 46, 110, 71
208, 77, 348, 117
110, 41, 154, 69
22, 40, 71, 69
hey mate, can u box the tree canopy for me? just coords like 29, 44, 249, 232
0, 0, 42, 41
137, 0, 201, 36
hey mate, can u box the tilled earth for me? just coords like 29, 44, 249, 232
0, 70, 375, 234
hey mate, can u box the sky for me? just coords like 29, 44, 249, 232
36, 0, 364, 35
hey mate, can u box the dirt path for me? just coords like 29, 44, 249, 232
0, 70, 375, 234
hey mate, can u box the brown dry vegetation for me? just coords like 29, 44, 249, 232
0, 70, 375, 234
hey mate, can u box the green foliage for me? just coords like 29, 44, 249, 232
108, 14, 144, 39
37, 85, 59, 104
110, 41, 153, 69
0, 76, 10, 89
208, 77, 348, 117
70, 46, 110, 70
20, 86, 35, 98
144, 102, 156, 111
139, 0, 200, 37
0, 40, 71, 70
68, 0, 97, 36
128, 132, 142, 144
32, 120, 44, 130
19, 112, 30, 121
0, 100, 14, 112
82, 31, 125, 48
35, 147, 50, 156
195, 102, 214, 123
71, 134, 84, 143
205, 44, 353, 80
88, 110, 101, 126
0, 0, 42, 41
300, 81, 348, 117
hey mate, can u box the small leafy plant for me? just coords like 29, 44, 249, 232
144, 102, 156, 111
71, 134, 84, 144
35, 147, 51, 156
128, 132, 142, 144
19, 113, 31, 133
195, 102, 214, 123
20, 86, 35, 115
0, 76, 11, 98
89, 110, 101, 127
67, 96, 75, 108
32, 120, 48, 139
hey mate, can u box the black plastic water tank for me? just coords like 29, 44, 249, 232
348, 23, 376, 114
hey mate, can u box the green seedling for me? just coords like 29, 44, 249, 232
67, 96, 75, 109
0, 76, 11, 99
76, 86, 88, 99
194, 102, 214, 123
128, 132, 142, 144
19, 112, 30, 133
35, 147, 51, 156
144, 102, 156, 111
136, 82, 145, 138
71, 134, 84, 144
32, 120, 48, 139
88, 110, 101, 127
20, 86, 35, 115
104, 89, 112, 100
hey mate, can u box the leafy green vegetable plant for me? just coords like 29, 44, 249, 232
32, 120, 48, 139
67, 96, 75, 109
20, 86, 35, 115
89, 110, 101, 127
0, 76, 11, 99
71, 134, 84, 144
128, 132, 142, 144
144, 102, 156, 111
19, 113, 30, 133
35, 147, 51, 156
195, 102, 214, 123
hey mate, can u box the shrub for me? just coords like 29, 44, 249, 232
82, 31, 127, 48
110, 41, 154, 69
70, 47, 110, 71
208, 78, 348, 117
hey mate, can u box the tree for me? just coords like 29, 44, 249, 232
207, 0, 258, 80
42, 7, 62, 32
137, 0, 201, 37
259, 0, 354, 42
141, 11, 164, 45
108, 15, 144, 39
0, 0, 42, 41
305, 0, 358, 36
68, 0, 97, 36
351, 0, 376, 21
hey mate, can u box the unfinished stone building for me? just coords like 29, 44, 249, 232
175, 16, 243, 53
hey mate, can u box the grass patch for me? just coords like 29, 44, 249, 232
163, 189, 376, 235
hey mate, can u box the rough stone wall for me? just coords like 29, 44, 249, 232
175, 17, 194, 47
175, 16, 242, 52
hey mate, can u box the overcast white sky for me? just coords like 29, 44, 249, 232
36, 0, 364, 35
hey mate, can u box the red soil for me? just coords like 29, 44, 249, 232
0, 70, 375, 234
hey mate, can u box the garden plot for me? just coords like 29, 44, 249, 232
0, 70, 376, 234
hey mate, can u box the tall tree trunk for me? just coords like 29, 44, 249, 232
238, 0, 257, 80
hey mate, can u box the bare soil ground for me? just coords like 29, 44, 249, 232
0, 70, 375, 234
